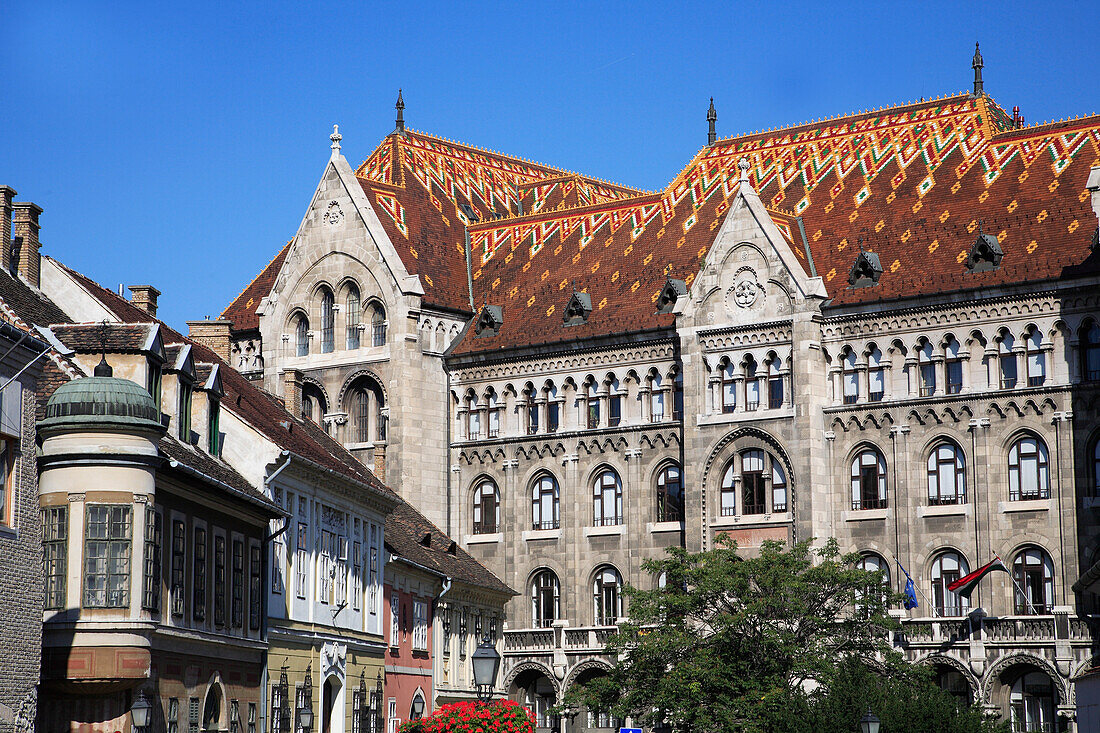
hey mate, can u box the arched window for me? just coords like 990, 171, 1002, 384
593, 566, 623, 626
523, 383, 539, 435
721, 360, 737, 413
720, 449, 788, 517
656, 464, 683, 522
350, 377, 385, 444
545, 382, 560, 433
856, 553, 890, 611
585, 381, 600, 429
592, 469, 623, 527
409, 693, 426, 721
486, 391, 500, 438
531, 569, 560, 627
472, 480, 500, 535
301, 384, 327, 428
649, 373, 665, 422
998, 332, 1018, 389
464, 393, 480, 440
1009, 671, 1056, 732
1025, 329, 1045, 387
295, 315, 309, 357
369, 302, 387, 347
1008, 436, 1050, 501
842, 350, 859, 404
918, 340, 936, 396
766, 355, 783, 409
320, 288, 335, 354
1013, 547, 1054, 614
531, 474, 560, 530
867, 346, 885, 402
927, 442, 966, 505
851, 448, 887, 510
606, 375, 622, 427
1084, 321, 1100, 382
931, 551, 970, 616
945, 336, 963, 394
744, 357, 760, 411
346, 286, 361, 350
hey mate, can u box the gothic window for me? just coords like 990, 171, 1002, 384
486, 391, 500, 438
673, 371, 684, 419
856, 553, 890, 610
355, 389, 370, 443
720, 450, 787, 516
545, 383, 560, 432
350, 377, 385, 443
930, 551, 970, 617
721, 361, 737, 413
998, 332, 1018, 389
867, 346, 885, 402
346, 286, 361, 350
369, 302, 387, 347
592, 469, 623, 527
531, 474, 560, 530
607, 375, 622, 426
1013, 547, 1054, 614
472, 480, 500, 535
1084, 320, 1100, 382
766, 356, 783, 409
593, 566, 623, 626
648, 373, 665, 422
744, 357, 760, 411
585, 381, 600, 429
656, 464, 683, 522
945, 336, 963, 394
719, 461, 737, 517
851, 448, 887, 510
531, 569, 560, 627
1025, 329, 1045, 386
464, 393, 480, 440
1009, 671, 1055, 732
523, 384, 539, 435
295, 315, 309, 357
301, 384, 327, 427
1008, 435, 1050, 501
918, 340, 936, 396
927, 442, 966, 505
842, 350, 859, 404
320, 288, 335, 354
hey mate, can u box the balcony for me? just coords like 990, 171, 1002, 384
501, 623, 618, 690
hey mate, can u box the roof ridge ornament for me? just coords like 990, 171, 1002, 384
738, 157, 750, 184
395, 89, 406, 137
94, 319, 113, 377
330, 124, 342, 154
707, 98, 717, 146
972, 42, 984, 97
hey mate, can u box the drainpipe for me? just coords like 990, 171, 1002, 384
464, 229, 475, 312
261, 451, 293, 733
446, 367, 453, 536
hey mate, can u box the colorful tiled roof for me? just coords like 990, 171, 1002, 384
220, 241, 290, 333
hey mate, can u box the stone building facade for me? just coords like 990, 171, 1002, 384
225, 64, 1100, 732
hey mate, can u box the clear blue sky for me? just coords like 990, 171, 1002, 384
3, 1, 1097, 330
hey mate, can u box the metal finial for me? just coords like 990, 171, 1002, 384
330, 124, 342, 152
972, 42, 984, 96
707, 98, 717, 146
395, 89, 405, 134
94, 319, 113, 377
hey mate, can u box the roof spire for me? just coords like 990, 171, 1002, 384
972, 42, 984, 96
395, 89, 405, 136
707, 98, 717, 146
94, 319, 113, 378
330, 124, 342, 153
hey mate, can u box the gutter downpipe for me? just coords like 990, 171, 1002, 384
260, 451, 293, 733
464, 228, 475, 312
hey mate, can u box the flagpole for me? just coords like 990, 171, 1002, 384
1001, 558, 1040, 616
895, 559, 939, 618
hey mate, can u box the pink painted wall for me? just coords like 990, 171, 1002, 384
383, 580, 434, 730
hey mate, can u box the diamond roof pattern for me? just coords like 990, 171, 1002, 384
226, 92, 1100, 355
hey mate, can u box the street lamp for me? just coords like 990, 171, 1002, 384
471, 635, 501, 704
858, 708, 880, 733
130, 691, 152, 733
298, 704, 314, 733
411, 695, 425, 720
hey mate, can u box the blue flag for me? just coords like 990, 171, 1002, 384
897, 560, 919, 610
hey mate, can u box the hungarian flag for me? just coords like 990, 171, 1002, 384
947, 556, 1009, 598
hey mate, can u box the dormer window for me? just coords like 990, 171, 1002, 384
473, 305, 504, 338
147, 360, 163, 416
563, 291, 593, 327
848, 250, 884, 288
179, 378, 193, 442
655, 278, 687, 314
208, 397, 221, 456
966, 231, 1003, 273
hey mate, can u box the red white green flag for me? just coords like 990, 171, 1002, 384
946, 556, 1009, 599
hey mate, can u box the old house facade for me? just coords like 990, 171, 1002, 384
226, 55, 1100, 732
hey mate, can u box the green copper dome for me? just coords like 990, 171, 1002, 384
40, 375, 164, 434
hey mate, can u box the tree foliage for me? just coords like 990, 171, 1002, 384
564, 537, 1004, 733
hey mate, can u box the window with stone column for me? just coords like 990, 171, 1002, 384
1024, 327, 1046, 386
997, 330, 1019, 389
743, 356, 760, 411
319, 287, 335, 354
346, 286, 362, 350
841, 349, 859, 404
944, 335, 964, 394
605, 374, 622, 426
765, 353, 785, 409
867, 345, 885, 401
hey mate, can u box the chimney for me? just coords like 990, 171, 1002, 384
282, 369, 303, 417
129, 285, 161, 317
11, 201, 43, 287
0, 187, 14, 273
187, 318, 233, 362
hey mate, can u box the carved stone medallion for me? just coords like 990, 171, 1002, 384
323, 200, 344, 226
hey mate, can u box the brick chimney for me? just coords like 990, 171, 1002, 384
11, 201, 42, 287
129, 285, 161, 317
282, 369, 303, 417
187, 319, 233, 362
0, 187, 14, 273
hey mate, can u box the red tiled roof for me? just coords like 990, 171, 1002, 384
220, 241, 290, 333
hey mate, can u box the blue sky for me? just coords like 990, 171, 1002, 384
2, 1, 1098, 330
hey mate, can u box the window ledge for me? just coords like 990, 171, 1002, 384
466, 532, 502, 545
346, 441, 376, 450
697, 408, 795, 427
584, 525, 624, 538
999, 498, 1051, 514
646, 521, 683, 534
521, 528, 561, 542
918, 504, 971, 518
843, 509, 888, 522
710, 512, 791, 527
0, 524, 16, 539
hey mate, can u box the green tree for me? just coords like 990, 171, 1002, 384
564, 537, 1002, 733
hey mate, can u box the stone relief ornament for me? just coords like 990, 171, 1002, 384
323, 200, 344, 225
734, 279, 759, 308
321, 641, 347, 678
725, 267, 764, 314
